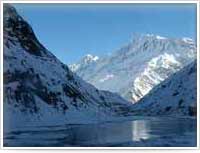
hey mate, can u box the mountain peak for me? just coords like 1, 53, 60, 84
145, 34, 166, 39
83, 54, 99, 63
80, 54, 99, 64
131, 33, 168, 42
71, 33, 196, 102
3, 4, 52, 57
69, 54, 99, 72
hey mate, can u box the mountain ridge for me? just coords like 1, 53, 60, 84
3, 4, 131, 129
129, 60, 197, 116
70, 33, 196, 102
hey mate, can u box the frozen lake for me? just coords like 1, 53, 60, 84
3, 117, 196, 147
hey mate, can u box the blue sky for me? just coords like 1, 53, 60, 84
13, 3, 196, 64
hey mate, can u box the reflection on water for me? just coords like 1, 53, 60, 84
3, 117, 196, 147
68, 121, 133, 146
132, 120, 150, 141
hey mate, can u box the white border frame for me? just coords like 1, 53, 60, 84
1, 0, 199, 150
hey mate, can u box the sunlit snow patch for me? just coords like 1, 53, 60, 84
182, 37, 194, 44
156, 35, 167, 40
99, 74, 114, 82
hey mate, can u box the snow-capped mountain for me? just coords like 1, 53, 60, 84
3, 4, 130, 129
69, 54, 99, 73
70, 34, 196, 103
129, 60, 197, 116
130, 53, 183, 102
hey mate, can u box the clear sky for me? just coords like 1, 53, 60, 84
13, 3, 196, 64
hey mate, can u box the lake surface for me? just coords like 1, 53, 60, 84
3, 117, 197, 147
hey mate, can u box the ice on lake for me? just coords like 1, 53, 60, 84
3, 117, 196, 147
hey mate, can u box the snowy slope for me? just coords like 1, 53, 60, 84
130, 53, 183, 102
70, 34, 196, 103
69, 54, 99, 77
128, 61, 197, 116
3, 4, 131, 129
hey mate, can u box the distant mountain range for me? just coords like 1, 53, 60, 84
70, 34, 196, 103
